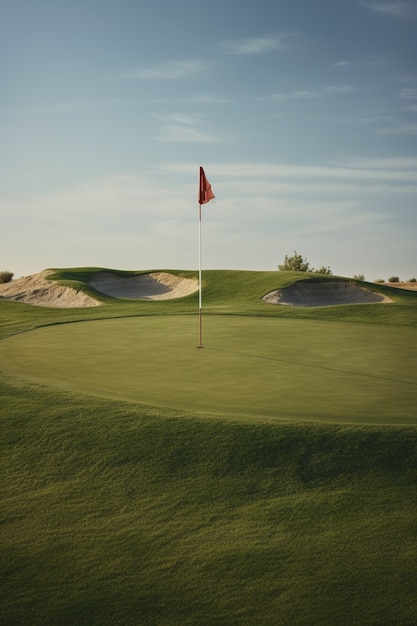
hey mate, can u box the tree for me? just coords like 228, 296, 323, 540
388, 276, 400, 283
278, 252, 332, 275
0, 271, 14, 284
278, 251, 311, 272
314, 266, 333, 276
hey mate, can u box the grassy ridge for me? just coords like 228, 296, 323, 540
50, 267, 417, 322
1, 268, 417, 624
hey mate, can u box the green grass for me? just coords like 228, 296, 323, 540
1, 268, 417, 625
1, 315, 416, 424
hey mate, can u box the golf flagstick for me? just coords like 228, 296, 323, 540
198, 166, 215, 348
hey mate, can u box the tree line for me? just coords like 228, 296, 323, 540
278, 252, 416, 283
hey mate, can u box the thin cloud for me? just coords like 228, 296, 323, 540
358, 114, 417, 135
335, 156, 417, 169
359, 1, 417, 19
153, 110, 226, 143
222, 33, 293, 55
153, 112, 204, 125
333, 61, 351, 67
156, 124, 225, 143
5, 162, 415, 277
272, 85, 356, 101
161, 159, 417, 184
272, 90, 322, 102
125, 60, 209, 79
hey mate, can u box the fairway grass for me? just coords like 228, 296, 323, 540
1, 377, 416, 625
1, 269, 417, 625
1, 315, 416, 424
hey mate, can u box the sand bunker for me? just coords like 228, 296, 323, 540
263, 280, 392, 307
89, 271, 198, 300
1, 271, 393, 309
0, 270, 198, 307
0, 270, 101, 308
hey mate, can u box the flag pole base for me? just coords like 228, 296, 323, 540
198, 307, 203, 349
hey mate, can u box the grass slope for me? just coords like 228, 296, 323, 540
1, 378, 416, 626
1, 268, 417, 625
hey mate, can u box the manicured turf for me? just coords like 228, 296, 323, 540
1, 376, 416, 626
1, 269, 417, 625
1, 315, 416, 424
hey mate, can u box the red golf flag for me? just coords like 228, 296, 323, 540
199, 166, 215, 204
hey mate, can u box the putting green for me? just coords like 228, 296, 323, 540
1, 315, 416, 424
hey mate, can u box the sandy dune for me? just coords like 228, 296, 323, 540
89, 271, 199, 300
263, 280, 392, 307
0, 271, 101, 308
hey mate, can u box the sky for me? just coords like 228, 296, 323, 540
1, 0, 416, 281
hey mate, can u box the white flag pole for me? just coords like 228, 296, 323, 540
197, 166, 214, 349
198, 202, 203, 348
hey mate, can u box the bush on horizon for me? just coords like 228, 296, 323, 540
0, 271, 13, 284
278, 251, 333, 275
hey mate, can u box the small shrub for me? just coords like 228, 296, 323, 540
314, 266, 333, 276
409, 277, 416, 283
353, 274, 365, 281
278, 251, 311, 272
388, 276, 400, 283
375, 279, 385, 283
0, 271, 14, 284
278, 252, 333, 274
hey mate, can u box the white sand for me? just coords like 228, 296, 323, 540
89, 271, 198, 300
263, 281, 392, 307
0, 270, 101, 308
0, 270, 198, 307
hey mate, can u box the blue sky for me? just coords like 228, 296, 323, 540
1, 0, 416, 280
